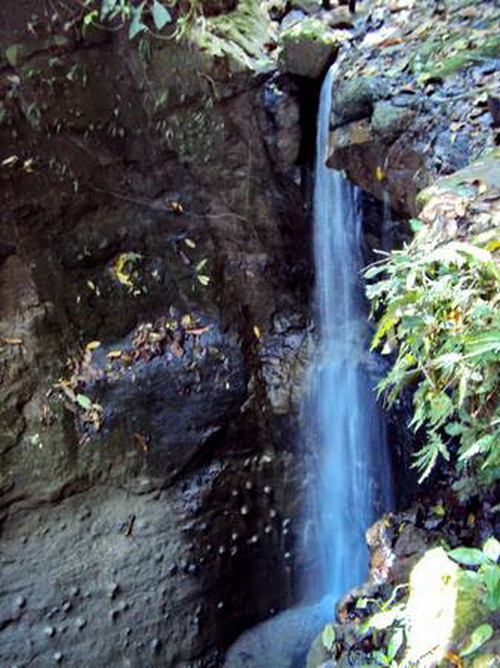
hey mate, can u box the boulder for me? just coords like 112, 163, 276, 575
278, 17, 345, 78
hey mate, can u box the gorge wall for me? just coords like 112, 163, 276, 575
0, 2, 315, 666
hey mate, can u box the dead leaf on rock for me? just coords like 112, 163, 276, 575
170, 340, 184, 357
186, 326, 211, 336
2, 337, 23, 345
133, 432, 149, 452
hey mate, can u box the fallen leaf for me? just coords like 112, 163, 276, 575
2, 155, 19, 168
76, 393, 93, 410
107, 350, 122, 359
170, 340, 184, 357
86, 340, 101, 351
2, 337, 23, 345
181, 314, 194, 329
169, 201, 184, 214
186, 326, 211, 336
253, 326, 261, 339
133, 432, 149, 452
184, 238, 196, 249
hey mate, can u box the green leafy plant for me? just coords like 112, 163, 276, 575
365, 231, 500, 485
449, 536, 500, 613
81, 0, 202, 40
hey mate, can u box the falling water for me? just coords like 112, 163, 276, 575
302, 65, 393, 601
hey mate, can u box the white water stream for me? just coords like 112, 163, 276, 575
302, 65, 393, 601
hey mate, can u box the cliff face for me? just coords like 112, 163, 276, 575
0, 3, 315, 666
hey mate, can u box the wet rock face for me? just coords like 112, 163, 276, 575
0, 457, 296, 668
71, 317, 248, 484
0, 0, 310, 665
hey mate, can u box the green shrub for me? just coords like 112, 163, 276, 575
365, 229, 500, 487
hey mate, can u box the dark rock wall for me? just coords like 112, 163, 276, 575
0, 2, 314, 666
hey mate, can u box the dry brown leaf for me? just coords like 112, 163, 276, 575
2, 337, 23, 345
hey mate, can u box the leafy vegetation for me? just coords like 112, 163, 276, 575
80, 0, 201, 40
365, 227, 500, 487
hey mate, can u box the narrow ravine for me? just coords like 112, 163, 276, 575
302, 65, 393, 601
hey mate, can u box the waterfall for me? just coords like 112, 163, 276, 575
302, 65, 393, 601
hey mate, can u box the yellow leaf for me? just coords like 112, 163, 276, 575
107, 350, 122, 359
253, 326, 261, 339
169, 201, 184, 214
86, 340, 101, 351
2, 155, 19, 167
375, 166, 385, 182
184, 238, 196, 249
181, 314, 194, 329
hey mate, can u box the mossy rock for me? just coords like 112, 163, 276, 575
306, 631, 331, 668
404, 548, 491, 667
4, 36, 72, 67
331, 76, 390, 126
278, 17, 342, 78
194, 0, 276, 73
371, 100, 415, 142
417, 149, 500, 209
290, 0, 322, 12
415, 33, 500, 84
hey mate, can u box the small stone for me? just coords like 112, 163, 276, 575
263, 486, 272, 495
244, 481, 253, 490
62, 601, 72, 612
150, 638, 161, 654
108, 583, 120, 599
217, 601, 225, 610
240, 505, 249, 516
44, 625, 56, 637
15, 596, 26, 609
154, 553, 163, 563
248, 535, 259, 545
69, 586, 80, 598
54, 652, 63, 663
218, 546, 226, 555
75, 617, 86, 630
109, 609, 120, 622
